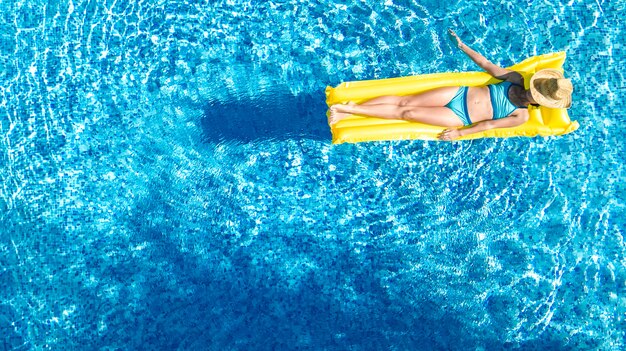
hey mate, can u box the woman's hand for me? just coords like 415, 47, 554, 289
448, 29, 463, 48
438, 128, 462, 141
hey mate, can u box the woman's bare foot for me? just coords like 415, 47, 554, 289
329, 107, 350, 125
329, 103, 356, 125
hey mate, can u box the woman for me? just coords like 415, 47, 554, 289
329, 30, 574, 141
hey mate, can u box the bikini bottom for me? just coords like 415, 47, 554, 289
444, 86, 472, 126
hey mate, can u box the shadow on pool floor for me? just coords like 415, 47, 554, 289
199, 87, 332, 144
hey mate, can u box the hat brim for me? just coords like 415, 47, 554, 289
530, 69, 571, 109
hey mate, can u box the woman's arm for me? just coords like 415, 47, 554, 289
438, 110, 529, 141
448, 29, 523, 84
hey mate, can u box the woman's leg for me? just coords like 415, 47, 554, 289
329, 86, 464, 127
358, 86, 460, 106
331, 104, 463, 127
357, 95, 404, 105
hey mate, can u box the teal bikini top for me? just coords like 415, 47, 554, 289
488, 81, 526, 119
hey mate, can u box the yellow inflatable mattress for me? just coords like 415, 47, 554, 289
325, 52, 578, 144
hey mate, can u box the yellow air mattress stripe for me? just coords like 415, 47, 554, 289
325, 52, 579, 144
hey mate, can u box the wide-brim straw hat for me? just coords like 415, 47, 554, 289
530, 69, 573, 109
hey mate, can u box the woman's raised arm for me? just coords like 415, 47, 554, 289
448, 29, 523, 84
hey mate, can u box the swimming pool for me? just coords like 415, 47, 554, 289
0, 0, 624, 349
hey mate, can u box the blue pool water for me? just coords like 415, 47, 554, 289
1, 0, 625, 349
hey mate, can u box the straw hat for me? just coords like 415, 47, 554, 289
530, 69, 573, 109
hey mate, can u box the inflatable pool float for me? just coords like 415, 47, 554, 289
325, 52, 578, 144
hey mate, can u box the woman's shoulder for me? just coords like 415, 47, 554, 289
511, 107, 530, 122
502, 71, 525, 86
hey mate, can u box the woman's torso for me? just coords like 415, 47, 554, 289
466, 82, 526, 123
